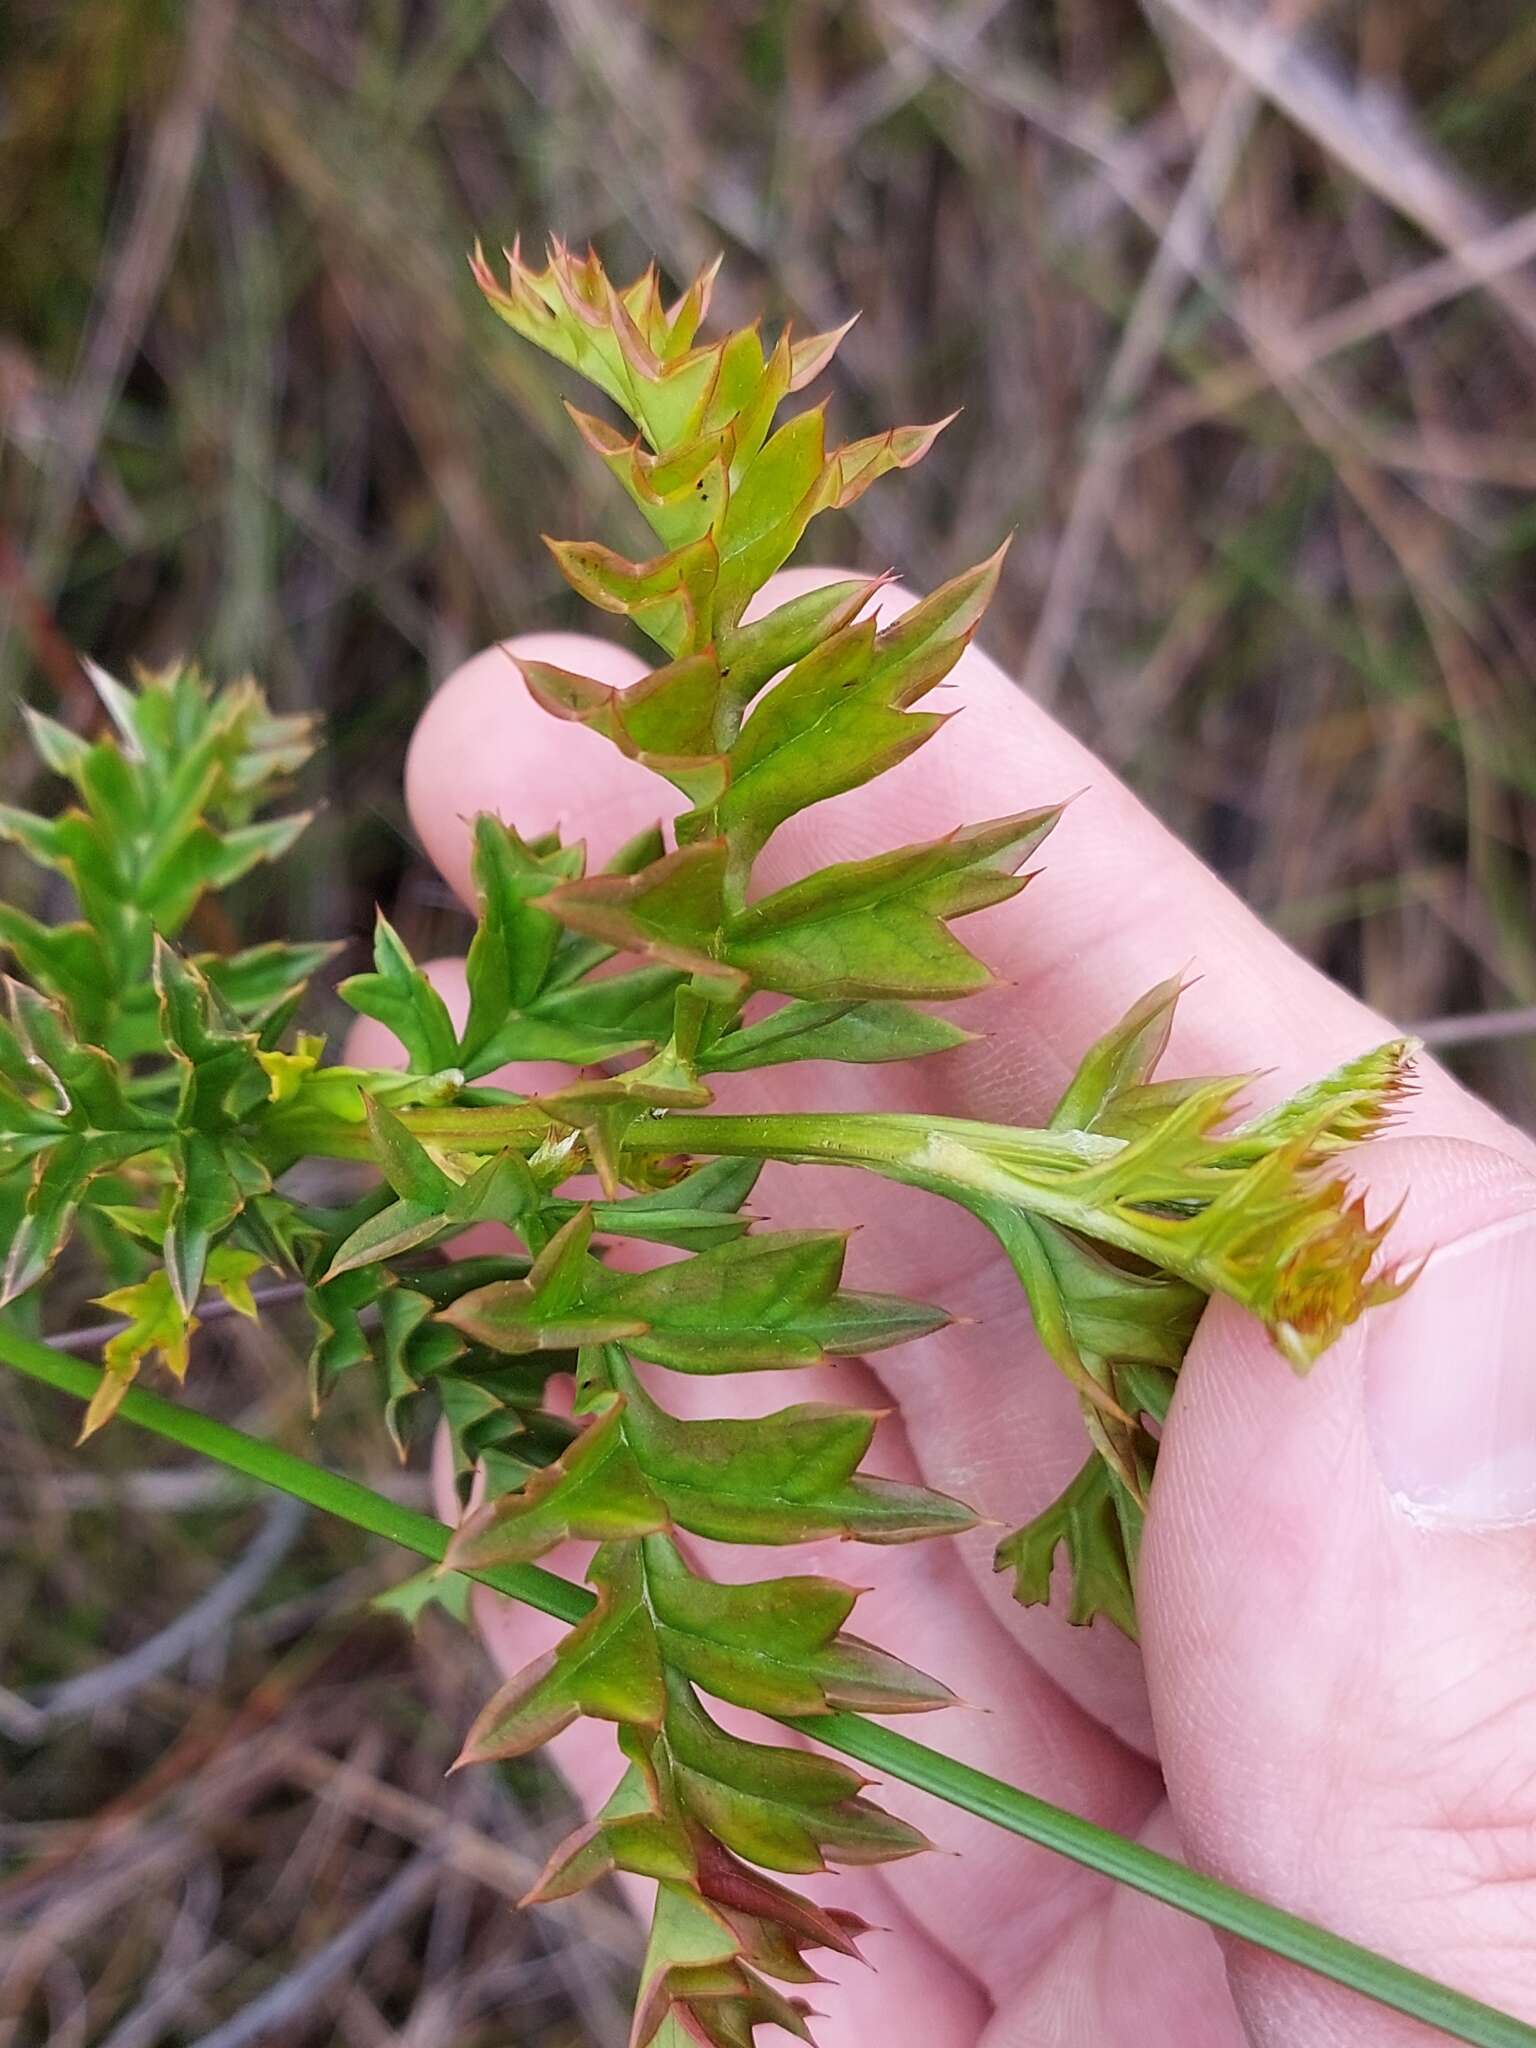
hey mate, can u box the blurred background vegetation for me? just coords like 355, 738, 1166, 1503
3, 1, 1535, 2042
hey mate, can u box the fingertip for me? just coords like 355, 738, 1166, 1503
1141, 1136, 1536, 2040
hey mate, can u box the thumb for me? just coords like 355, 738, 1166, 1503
1140, 1132, 1536, 2043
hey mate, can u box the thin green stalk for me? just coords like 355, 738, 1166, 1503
626, 1109, 1096, 1177
802, 1715, 1534, 2044
1, 1329, 590, 1628
4, 1324, 1533, 2048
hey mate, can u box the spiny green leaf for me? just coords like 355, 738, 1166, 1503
724, 808, 1059, 1001
972, 1200, 1199, 1474
662, 1674, 928, 1874
686, 1838, 872, 1983
632, 1881, 815, 2048
700, 616, 945, 866
0, 800, 78, 876
202, 941, 341, 1024
546, 535, 718, 657
544, 840, 741, 995
444, 1397, 669, 1570
362, 1094, 458, 1207
195, 811, 315, 892
153, 941, 271, 1126
995, 1456, 1140, 1637
702, 326, 786, 480
608, 1355, 975, 1547
714, 575, 883, 706
163, 1133, 252, 1312
637, 1879, 754, 1997
435, 1355, 574, 1500
521, 651, 730, 805
377, 1285, 466, 1454
714, 406, 829, 629
603, 1229, 949, 1373
455, 1541, 666, 1761
658, 255, 725, 357
459, 815, 577, 1061
306, 1263, 385, 1406
3, 1131, 151, 1304
642, 1536, 952, 1718
825, 415, 953, 508
524, 960, 681, 1044
473, 1010, 660, 1074
339, 912, 461, 1075
21, 705, 94, 782
528, 1758, 699, 1900
141, 813, 314, 935
321, 1149, 536, 1280
567, 405, 730, 549
439, 1208, 948, 1372
0, 910, 114, 1040
82, 1269, 194, 1438
786, 315, 858, 390
472, 237, 641, 413
547, 251, 729, 442
438, 1207, 649, 1355
7, 978, 150, 1132
581, 1156, 763, 1249
700, 1000, 972, 1073
1049, 975, 1184, 1134
81, 656, 141, 745
205, 1245, 265, 1319
373, 1565, 473, 1628
860, 543, 1010, 696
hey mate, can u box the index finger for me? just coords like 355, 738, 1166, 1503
404, 568, 1519, 1153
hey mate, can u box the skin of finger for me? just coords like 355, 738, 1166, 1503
979, 1808, 1248, 2048
404, 576, 1521, 1157
1140, 1136, 1536, 2041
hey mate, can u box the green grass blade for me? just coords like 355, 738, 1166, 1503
800, 1714, 1536, 2047
4, 1327, 1532, 2048
0, 1328, 590, 1628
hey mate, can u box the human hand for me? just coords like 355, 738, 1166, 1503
358, 569, 1536, 2045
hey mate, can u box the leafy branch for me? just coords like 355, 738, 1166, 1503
0, 240, 1427, 2047
0, 659, 326, 1049
5, 1335, 1530, 2048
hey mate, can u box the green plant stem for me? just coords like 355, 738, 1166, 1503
1, 1328, 589, 1627
624, 1108, 1121, 1218
4, 1326, 1533, 2048
629, 1109, 1091, 1174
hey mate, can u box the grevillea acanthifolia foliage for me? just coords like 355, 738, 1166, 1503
0, 241, 1417, 2047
